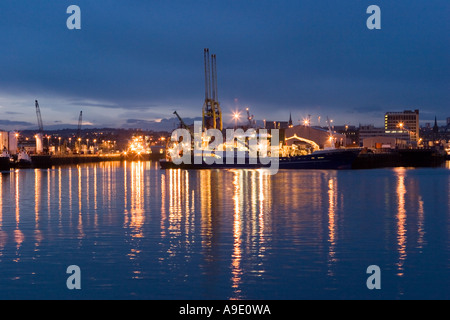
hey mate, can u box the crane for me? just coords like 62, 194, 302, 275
202, 49, 223, 131
75, 111, 83, 154
35, 100, 46, 153
173, 111, 194, 139
77, 111, 83, 139
35, 100, 44, 135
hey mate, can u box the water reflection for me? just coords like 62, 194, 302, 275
0, 163, 448, 299
327, 176, 338, 276
14, 171, 24, 262
395, 168, 407, 276
34, 169, 43, 249
231, 170, 243, 299
129, 161, 145, 239
0, 175, 4, 256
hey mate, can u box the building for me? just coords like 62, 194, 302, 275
433, 117, 439, 141
334, 125, 359, 146
285, 125, 347, 150
359, 124, 410, 148
0, 131, 18, 153
363, 136, 407, 150
447, 117, 450, 126
385, 110, 420, 141
359, 125, 387, 141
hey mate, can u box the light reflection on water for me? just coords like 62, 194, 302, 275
0, 162, 449, 299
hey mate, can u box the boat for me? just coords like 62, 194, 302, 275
123, 135, 161, 161
159, 148, 361, 170
16, 149, 33, 168
278, 148, 361, 170
0, 147, 11, 171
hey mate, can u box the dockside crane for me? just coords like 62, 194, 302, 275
76, 111, 83, 153
35, 100, 44, 135
77, 111, 83, 139
202, 48, 223, 131
173, 111, 194, 140
35, 100, 46, 153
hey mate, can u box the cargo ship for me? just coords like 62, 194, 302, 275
122, 135, 163, 161
159, 148, 361, 170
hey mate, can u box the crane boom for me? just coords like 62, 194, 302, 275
35, 100, 44, 134
77, 111, 83, 139
173, 111, 194, 139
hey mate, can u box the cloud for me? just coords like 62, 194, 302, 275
0, 120, 34, 129
4, 111, 24, 115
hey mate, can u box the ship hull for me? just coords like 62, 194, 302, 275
0, 157, 10, 171
279, 150, 360, 170
160, 149, 360, 170
17, 159, 33, 169
123, 153, 164, 162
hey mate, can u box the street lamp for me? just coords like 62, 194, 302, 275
233, 112, 240, 129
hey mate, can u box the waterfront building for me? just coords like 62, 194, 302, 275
385, 110, 420, 141
0, 131, 18, 154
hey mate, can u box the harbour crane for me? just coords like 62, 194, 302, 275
202, 49, 223, 131
35, 100, 47, 153
77, 111, 83, 140
173, 111, 194, 140
76, 111, 83, 153
35, 100, 44, 135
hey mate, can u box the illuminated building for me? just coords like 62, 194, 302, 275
385, 110, 420, 141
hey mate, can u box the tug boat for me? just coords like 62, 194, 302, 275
17, 149, 33, 168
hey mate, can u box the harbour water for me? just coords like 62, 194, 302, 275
0, 161, 449, 300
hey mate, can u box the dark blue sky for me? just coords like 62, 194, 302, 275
0, 0, 448, 130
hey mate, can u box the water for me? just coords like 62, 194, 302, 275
0, 161, 449, 300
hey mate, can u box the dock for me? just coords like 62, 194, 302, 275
22, 154, 123, 169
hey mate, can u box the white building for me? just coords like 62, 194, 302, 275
0, 131, 18, 153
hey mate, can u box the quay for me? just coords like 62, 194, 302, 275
12, 154, 124, 169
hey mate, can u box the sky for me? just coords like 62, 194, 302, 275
0, 0, 448, 131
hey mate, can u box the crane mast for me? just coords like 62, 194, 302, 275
173, 111, 194, 139
77, 111, 83, 139
35, 100, 44, 134
202, 48, 223, 131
